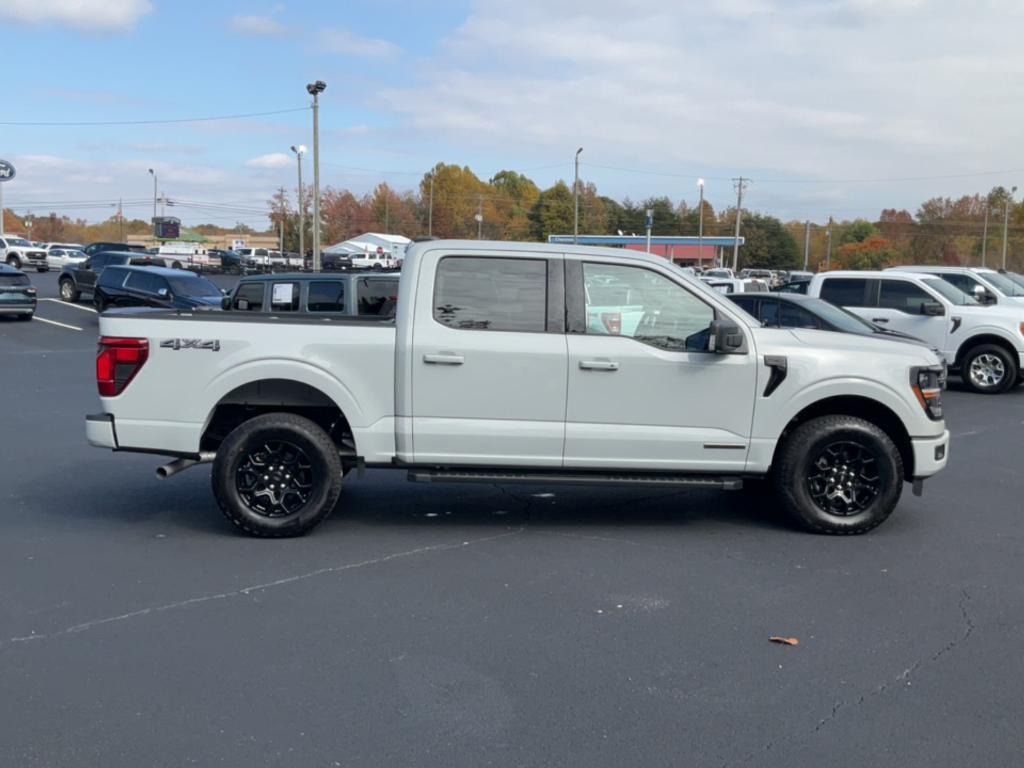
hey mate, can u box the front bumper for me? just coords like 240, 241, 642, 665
911, 429, 950, 479
86, 413, 118, 449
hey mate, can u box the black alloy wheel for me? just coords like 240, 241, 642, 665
235, 440, 315, 518
805, 440, 880, 516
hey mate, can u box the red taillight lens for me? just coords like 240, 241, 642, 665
97, 337, 149, 397
601, 312, 622, 335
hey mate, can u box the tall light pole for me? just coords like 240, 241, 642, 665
291, 145, 306, 260
981, 199, 989, 267
573, 147, 583, 244
306, 80, 326, 272
731, 177, 747, 272
697, 178, 705, 265
826, 216, 833, 269
148, 168, 157, 223
475, 196, 483, 239
803, 220, 811, 271
1001, 185, 1017, 270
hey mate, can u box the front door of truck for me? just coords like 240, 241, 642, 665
409, 252, 568, 466
563, 260, 757, 471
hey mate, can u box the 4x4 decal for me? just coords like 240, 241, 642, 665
160, 339, 220, 351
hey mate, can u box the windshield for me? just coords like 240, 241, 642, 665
167, 274, 221, 296
921, 277, 979, 305
1000, 271, 1024, 291
979, 270, 1024, 297
5, 237, 31, 247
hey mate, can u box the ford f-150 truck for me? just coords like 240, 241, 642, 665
86, 241, 949, 537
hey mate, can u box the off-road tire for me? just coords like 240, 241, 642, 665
212, 412, 342, 537
774, 415, 903, 535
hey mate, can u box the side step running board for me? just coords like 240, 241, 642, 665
408, 469, 743, 490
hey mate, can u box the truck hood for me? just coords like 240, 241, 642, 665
952, 303, 1024, 324
754, 326, 941, 366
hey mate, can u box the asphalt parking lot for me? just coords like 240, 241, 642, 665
2, 270, 1023, 767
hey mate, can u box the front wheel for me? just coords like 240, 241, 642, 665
212, 412, 343, 537
774, 415, 903, 535
5, 256, 21, 269
961, 344, 1017, 394
17, 313, 33, 321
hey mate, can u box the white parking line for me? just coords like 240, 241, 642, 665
40, 298, 96, 313
32, 316, 82, 331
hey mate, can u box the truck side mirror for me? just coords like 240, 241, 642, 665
221, 295, 231, 310
921, 301, 944, 316
708, 319, 745, 353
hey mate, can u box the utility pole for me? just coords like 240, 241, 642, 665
428, 173, 434, 237
148, 168, 157, 223
803, 220, 811, 271
476, 196, 483, 239
981, 203, 989, 267
573, 147, 583, 244
1001, 186, 1017, 270
306, 80, 326, 272
118, 198, 125, 242
697, 178, 705, 265
731, 177, 747, 272
826, 216, 833, 269
278, 186, 287, 255
291, 145, 306, 260
384, 193, 390, 234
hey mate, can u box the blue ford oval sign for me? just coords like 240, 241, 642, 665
0, 160, 14, 182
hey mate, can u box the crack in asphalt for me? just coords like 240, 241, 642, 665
725, 589, 976, 767
2, 528, 523, 650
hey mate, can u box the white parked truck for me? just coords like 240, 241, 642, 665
86, 241, 949, 537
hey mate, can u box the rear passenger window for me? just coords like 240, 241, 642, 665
434, 257, 547, 332
820, 278, 869, 306
99, 268, 128, 288
233, 283, 264, 311
357, 278, 398, 316
125, 271, 164, 293
307, 281, 345, 312
879, 280, 932, 314
270, 282, 299, 311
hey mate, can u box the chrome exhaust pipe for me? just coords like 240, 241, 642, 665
156, 451, 216, 479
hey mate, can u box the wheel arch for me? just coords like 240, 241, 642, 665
200, 378, 356, 459
773, 395, 914, 480
954, 333, 1020, 368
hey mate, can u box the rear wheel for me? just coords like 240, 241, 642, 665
172, 261, 183, 270
774, 415, 903, 535
212, 413, 343, 537
59, 278, 79, 302
961, 344, 1017, 394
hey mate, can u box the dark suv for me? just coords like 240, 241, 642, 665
0, 263, 36, 320
59, 251, 170, 302
94, 266, 225, 312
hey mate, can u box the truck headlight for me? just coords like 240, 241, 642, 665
911, 366, 944, 420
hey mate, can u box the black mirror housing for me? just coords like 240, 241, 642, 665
221, 296, 231, 310
709, 319, 745, 353
921, 301, 945, 316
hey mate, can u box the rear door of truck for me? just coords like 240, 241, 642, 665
409, 250, 567, 466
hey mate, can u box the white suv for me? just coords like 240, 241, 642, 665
886, 266, 1024, 308
808, 270, 1024, 394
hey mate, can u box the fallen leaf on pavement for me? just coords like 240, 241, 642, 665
770, 636, 800, 646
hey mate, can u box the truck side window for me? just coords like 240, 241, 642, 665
233, 283, 265, 311
583, 263, 713, 351
878, 280, 931, 314
820, 278, 869, 306
308, 281, 345, 312
357, 278, 398, 316
434, 257, 547, 332
778, 303, 819, 329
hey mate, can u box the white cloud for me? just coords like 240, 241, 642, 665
317, 29, 399, 57
0, 0, 152, 31
245, 153, 293, 169
229, 14, 288, 37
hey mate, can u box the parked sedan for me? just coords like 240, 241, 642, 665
45, 248, 87, 270
0, 263, 37, 320
93, 265, 225, 312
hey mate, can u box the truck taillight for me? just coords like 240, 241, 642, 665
97, 337, 149, 397
601, 312, 622, 335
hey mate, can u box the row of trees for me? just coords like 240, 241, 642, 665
5, 164, 1023, 273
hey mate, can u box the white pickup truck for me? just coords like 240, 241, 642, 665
86, 241, 949, 537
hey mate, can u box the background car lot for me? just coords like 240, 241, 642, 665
2, 270, 1023, 767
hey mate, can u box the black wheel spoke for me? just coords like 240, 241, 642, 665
806, 439, 882, 516
236, 439, 316, 519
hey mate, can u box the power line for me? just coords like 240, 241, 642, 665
0, 107, 308, 127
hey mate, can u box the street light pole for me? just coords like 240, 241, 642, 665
697, 178, 705, 265
1001, 185, 1016, 271
731, 177, 747, 272
826, 216, 833, 269
573, 147, 583, 244
981, 202, 989, 267
476, 196, 483, 239
803, 220, 811, 271
428, 173, 434, 237
148, 168, 157, 223
306, 80, 326, 272
291, 145, 306, 261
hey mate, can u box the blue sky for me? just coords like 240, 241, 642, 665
2, 0, 1023, 229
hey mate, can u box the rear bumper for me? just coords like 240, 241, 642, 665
0, 303, 35, 313
911, 429, 949, 479
86, 413, 118, 449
